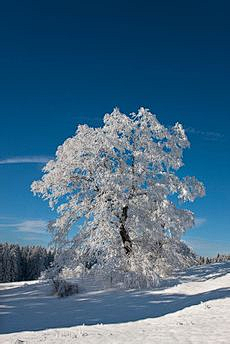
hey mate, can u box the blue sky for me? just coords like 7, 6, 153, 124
0, 0, 229, 256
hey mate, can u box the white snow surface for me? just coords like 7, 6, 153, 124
0, 262, 230, 343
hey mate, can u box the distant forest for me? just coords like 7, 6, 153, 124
1, 242, 229, 284
197, 254, 230, 265
0, 243, 54, 283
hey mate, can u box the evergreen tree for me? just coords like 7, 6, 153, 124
0, 243, 54, 282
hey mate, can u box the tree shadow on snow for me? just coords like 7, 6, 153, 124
1, 263, 230, 334
161, 261, 230, 288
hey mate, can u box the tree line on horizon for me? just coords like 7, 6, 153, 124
197, 253, 230, 265
0, 241, 229, 284
0, 243, 54, 283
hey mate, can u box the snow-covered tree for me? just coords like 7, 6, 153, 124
31, 108, 205, 288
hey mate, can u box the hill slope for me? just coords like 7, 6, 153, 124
0, 262, 230, 343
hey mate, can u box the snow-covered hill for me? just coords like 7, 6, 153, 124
1, 262, 230, 343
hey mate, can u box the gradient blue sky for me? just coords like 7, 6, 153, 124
0, 0, 229, 256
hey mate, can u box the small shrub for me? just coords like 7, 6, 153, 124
52, 278, 78, 297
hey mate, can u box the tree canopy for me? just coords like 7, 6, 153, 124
32, 108, 205, 288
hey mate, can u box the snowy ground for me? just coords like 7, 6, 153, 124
1, 262, 230, 343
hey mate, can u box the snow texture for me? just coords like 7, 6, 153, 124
0, 262, 230, 343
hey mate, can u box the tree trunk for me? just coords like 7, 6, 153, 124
119, 206, 132, 254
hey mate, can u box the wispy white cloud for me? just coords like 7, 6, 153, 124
0, 156, 51, 165
0, 216, 16, 220
184, 236, 230, 257
0, 220, 48, 234
194, 217, 206, 228
185, 127, 224, 141
16, 220, 48, 233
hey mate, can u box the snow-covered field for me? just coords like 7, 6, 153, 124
1, 262, 230, 343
